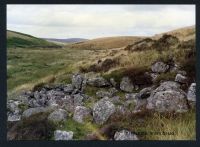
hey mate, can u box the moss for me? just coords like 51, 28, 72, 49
18, 103, 29, 112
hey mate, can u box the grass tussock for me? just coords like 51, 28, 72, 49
107, 109, 196, 140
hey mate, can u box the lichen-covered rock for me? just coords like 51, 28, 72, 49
114, 130, 138, 140
175, 74, 187, 84
120, 77, 134, 92
7, 114, 21, 122
87, 77, 110, 87
73, 106, 91, 123
54, 130, 73, 140
72, 73, 85, 90
48, 109, 67, 123
22, 106, 55, 118
73, 94, 84, 106
63, 84, 74, 93
151, 61, 169, 73
93, 98, 115, 124
146, 81, 189, 113
109, 96, 121, 104
187, 83, 196, 102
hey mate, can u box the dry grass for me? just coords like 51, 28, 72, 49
68, 36, 143, 50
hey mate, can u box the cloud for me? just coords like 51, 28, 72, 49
7, 5, 195, 39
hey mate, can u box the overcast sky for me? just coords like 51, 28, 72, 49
7, 5, 195, 39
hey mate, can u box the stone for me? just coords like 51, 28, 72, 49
54, 130, 73, 140
22, 106, 54, 118
73, 106, 91, 123
72, 73, 84, 90
125, 93, 137, 100
87, 77, 110, 87
7, 114, 21, 122
109, 96, 121, 104
73, 94, 84, 106
48, 109, 67, 123
135, 87, 153, 99
120, 77, 134, 92
63, 84, 74, 93
177, 70, 187, 76
155, 81, 181, 91
175, 74, 187, 84
187, 83, 196, 102
151, 61, 169, 73
7, 100, 22, 114
93, 98, 115, 124
114, 130, 138, 140
150, 73, 159, 82
110, 78, 117, 87
109, 88, 118, 96
146, 81, 189, 113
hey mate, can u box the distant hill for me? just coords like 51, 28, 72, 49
68, 36, 144, 50
7, 30, 61, 48
42, 38, 88, 44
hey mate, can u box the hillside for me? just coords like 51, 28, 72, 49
7, 30, 61, 48
68, 36, 143, 50
7, 26, 196, 141
153, 26, 195, 41
43, 38, 88, 44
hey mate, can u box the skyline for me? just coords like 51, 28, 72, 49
7, 5, 195, 39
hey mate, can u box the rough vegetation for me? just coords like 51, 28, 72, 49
7, 26, 196, 140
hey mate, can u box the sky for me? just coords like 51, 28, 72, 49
7, 5, 195, 39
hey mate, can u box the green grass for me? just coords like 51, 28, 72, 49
7, 47, 93, 96
59, 119, 100, 140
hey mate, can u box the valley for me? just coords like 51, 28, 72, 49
7, 26, 196, 140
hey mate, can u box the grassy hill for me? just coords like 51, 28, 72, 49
153, 26, 195, 41
7, 30, 61, 48
68, 36, 143, 50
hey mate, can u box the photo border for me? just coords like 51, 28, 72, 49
0, 0, 199, 147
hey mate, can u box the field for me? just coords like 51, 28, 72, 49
7, 47, 93, 97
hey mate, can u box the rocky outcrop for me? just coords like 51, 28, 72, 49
151, 61, 169, 73
72, 73, 86, 92
54, 130, 73, 140
187, 83, 196, 108
48, 109, 67, 123
175, 74, 187, 84
22, 107, 54, 119
7, 100, 23, 122
87, 77, 110, 87
93, 98, 115, 125
120, 77, 134, 92
114, 130, 138, 140
146, 81, 189, 113
73, 106, 91, 123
